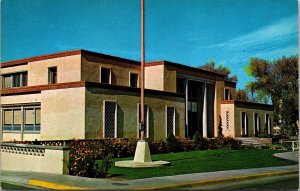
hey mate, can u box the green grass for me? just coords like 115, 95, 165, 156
105, 149, 297, 180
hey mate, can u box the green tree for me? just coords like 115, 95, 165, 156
199, 60, 238, 82
246, 56, 298, 136
236, 89, 250, 101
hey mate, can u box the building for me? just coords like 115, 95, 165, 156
1, 50, 273, 142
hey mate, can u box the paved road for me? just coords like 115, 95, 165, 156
183, 174, 299, 190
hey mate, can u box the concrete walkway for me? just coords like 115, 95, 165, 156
1, 151, 299, 190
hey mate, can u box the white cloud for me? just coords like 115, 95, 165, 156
201, 15, 298, 50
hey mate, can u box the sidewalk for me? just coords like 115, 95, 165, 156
1, 151, 299, 190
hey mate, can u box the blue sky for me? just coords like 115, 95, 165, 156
1, 0, 298, 89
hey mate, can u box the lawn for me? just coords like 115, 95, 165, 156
106, 149, 297, 179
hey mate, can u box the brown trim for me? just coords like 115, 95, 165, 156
1, 50, 82, 68
224, 80, 237, 87
146, 60, 225, 77
86, 82, 185, 98
1, 81, 184, 98
1, 81, 86, 96
221, 100, 273, 109
1, 49, 141, 68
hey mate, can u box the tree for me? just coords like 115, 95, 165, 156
199, 60, 238, 82
218, 115, 224, 137
246, 56, 298, 136
236, 89, 250, 101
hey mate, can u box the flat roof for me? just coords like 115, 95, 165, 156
1, 49, 235, 84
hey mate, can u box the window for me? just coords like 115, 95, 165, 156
176, 77, 185, 93
2, 72, 27, 89
138, 104, 149, 138
101, 67, 111, 84
2, 106, 41, 132
225, 111, 229, 130
241, 112, 247, 136
265, 114, 271, 134
224, 88, 230, 100
104, 101, 117, 138
254, 113, 260, 135
166, 107, 175, 136
24, 108, 41, 132
48, 67, 57, 84
130, 73, 138, 88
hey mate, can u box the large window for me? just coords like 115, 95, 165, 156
138, 104, 149, 138
101, 67, 111, 84
166, 107, 175, 136
265, 114, 271, 134
2, 72, 27, 89
2, 106, 40, 132
104, 101, 117, 138
48, 67, 57, 84
176, 77, 185, 93
254, 113, 260, 135
241, 112, 248, 136
24, 108, 41, 132
130, 73, 138, 88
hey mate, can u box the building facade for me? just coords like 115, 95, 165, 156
1, 50, 273, 141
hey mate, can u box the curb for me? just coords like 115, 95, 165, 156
134, 169, 299, 190
28, 180, 91, 190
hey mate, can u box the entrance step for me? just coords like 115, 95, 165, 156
238, 137, 266, 148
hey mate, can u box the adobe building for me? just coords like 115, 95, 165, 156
0, 50, 273, 142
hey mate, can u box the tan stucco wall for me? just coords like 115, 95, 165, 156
40, 87, 85, 140
145, 65, 164, 91
214, 79, 225, 137
81, 55, 140, 86
2, 133, 41, 142
1, 144, 69, 174
85, 87, 185, 141
28, 55, 81, 86
234, 106, 273, 137
1, 65, 28, 74
164, 66, 177, 93
1, 94, 41, 105
220, 104, 235, 137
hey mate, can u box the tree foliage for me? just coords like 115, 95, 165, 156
246, 56, 298, 136
199, 60, 238, 82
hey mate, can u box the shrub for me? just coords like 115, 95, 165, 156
94, 153, 113, 178
166, 133, 180, 152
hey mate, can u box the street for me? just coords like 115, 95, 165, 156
181, 174, 299, 190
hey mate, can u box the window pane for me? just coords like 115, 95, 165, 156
24, 125, 34, 131
25, 109, 34, 124
22, 73, 28, 86
13, 74, 21, 87
35, 108, 41, 124
35, 125, 41, 131
167, 107, 175, 136
14, 110, 22, 125
49, 67, 57, 84
4, 110, 12, 125
13, 125, 21, 131
104, 102, 116, 138
3, 75, 12, 89
130, 73, 138, 88
101, 68, 110, 84
3, 125, 12, 131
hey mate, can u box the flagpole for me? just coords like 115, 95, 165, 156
140, 0, 145, 141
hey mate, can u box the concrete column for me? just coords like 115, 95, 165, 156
185, 79, 189, 137
202, 82, 207, 138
